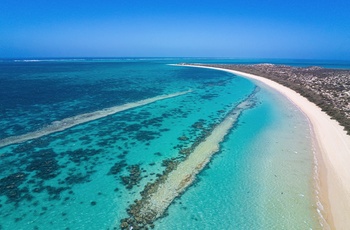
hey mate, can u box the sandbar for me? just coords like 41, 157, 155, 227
141, 97, 254, 216
119, 89, 257, 229
184, 64, 350, 230
0, 90, 191, 148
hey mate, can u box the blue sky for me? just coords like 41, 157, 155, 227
1, 0, 350, 59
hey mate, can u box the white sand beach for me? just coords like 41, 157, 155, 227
187, 65, 350, 230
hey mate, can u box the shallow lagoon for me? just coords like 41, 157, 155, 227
0, 59, 320, 229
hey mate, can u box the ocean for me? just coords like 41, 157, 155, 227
0, 58, 342, 229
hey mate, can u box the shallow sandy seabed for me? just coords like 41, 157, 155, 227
187, 65, 350, 230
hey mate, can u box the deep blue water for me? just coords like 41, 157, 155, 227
0, 59, 324, 229
2, 57, 350, 68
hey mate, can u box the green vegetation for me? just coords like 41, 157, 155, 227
198, 64, 350, 135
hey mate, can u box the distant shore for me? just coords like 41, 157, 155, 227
182, 64, 350, 230
201, 63, 350, 135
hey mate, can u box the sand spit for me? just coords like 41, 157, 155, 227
185, 65, 350, 230
119, 90, 257, 229
0, 90, 191, 148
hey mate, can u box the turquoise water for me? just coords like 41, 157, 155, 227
155, 79, 320, 229
0, 59, 322, 229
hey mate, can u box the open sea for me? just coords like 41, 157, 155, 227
1, 58, 347, 229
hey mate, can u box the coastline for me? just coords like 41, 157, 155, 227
182, 65, 350, 229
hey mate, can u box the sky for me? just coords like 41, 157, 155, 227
1, 0, 350, 59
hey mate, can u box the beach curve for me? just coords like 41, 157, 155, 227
184, 64, 350, 230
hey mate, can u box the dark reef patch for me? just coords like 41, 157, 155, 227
117, 153, 126, 159
45, 186, 68, 200
78, 135, 92, 142
191, 120, 206, 129
108, 161, 127, 175
141, 117, 163, 128
177, 136, 189, 141
0, 172, 30, 203
66, 148, 102, 164
134, 131, 160, 142
200, 93, 219, 100
26, 149, 60, 180
116, 112, 140, 122
65, 173, 90, 185
97, 139, 115, 147
120, 165, 142, 190
12, 142, 36, 154
28, 138, 51, 149
123, 124, 142, 132
159, 128, 170, 132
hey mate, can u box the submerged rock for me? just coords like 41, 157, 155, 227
120, 165, 143, 190
25, 149, 60, 180
108, 161, 127, 175
0, 172, 29, 203
177, 136, 189, 141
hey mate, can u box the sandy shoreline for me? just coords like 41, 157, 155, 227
185, 65, 350, 230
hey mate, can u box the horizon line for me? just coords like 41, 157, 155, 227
1, 57, 350, 62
